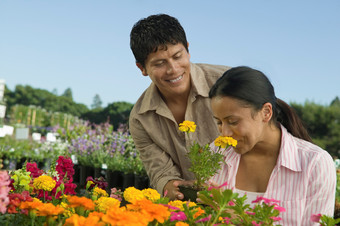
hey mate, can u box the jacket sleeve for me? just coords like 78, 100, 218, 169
129, 116, 183, 195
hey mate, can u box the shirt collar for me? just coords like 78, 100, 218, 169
277, 124, 302, 172
190, 63, 211, 98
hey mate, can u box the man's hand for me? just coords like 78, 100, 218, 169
163, 180, 194, 201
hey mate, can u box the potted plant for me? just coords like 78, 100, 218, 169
178, 120, 237, 201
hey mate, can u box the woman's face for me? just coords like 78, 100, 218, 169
211, 96, 268, 155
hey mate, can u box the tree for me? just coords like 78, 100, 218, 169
81, 101, 134, 129
331, 96, 340, 107
62, 88, 73, 100
91, 94, 103, 109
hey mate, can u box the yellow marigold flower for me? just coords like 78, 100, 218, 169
168, 200, 187, 211
179, 121, 196, 133
141, 188, 160, 202
95, 197, 120, 213
36, 203, 64, 216
187, 201, 197, 208
214, 136, 237, 149
60, 201, 75, 218
33, 175, 56, 191
123, 187, 145, 203
102, 206, 148, 226
67, 196, 95, 210
176, 222, 189, 226
127, 199, 171, 224
93, 187, 108, 198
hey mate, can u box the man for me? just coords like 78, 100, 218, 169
129, 14, 230, 200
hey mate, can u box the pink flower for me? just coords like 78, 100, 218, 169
270, 216, 282, 221
246, 211, 256, 215
252, 221, 263, 226
310, 213, 322, 223
170, 211, 187, 221
195, 214, 211, 223
0, 171, 11, 214
208, 181, 228, 191
274, 205, 286, 212
228, 201, 235, 206
251, 196, 280, 205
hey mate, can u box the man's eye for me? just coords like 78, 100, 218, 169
174, 54, 181, 59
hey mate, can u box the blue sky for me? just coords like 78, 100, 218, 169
1, 1, 339, 108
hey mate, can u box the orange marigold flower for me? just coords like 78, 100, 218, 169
127, 199, 171, 223
193, 207, 205, 218
19, 199, 44, 212
102, 206, 148, 226
64, 214, 86, 226
64, 213, 105, 226
175, 222, 189, 226
36, 203, 64, 216
67, 196, 95, 210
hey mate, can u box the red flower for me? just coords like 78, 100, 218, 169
26, 162, 43, 178
56, 156, 75, 182
7, 191, 33, 214
86, 176, 108, 190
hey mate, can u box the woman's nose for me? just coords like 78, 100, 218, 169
221, 125, 233, 137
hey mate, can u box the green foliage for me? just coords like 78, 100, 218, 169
197, 187, 285, 225
5, 85, 88, 118
291, 99, 340, 157
81, 101, 133, 129
188, 142, 224, 189
0, 136, 40, 161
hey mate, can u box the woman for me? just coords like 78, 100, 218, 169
208, 66, 336, 225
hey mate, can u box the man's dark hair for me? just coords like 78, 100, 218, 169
130, 14, 188, 67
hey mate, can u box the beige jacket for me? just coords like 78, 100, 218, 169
129, 63, 230, 194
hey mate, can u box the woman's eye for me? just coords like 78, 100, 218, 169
229, 121, 238, 125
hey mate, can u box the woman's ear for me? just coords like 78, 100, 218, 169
261, 102, 273, 123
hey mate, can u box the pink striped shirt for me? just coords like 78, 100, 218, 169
210, 125, 336, 225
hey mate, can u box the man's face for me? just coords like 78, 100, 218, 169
137, 43, 191, 99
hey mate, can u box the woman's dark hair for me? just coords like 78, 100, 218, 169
209, 66, 312, 142
130, 14, 188, 67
